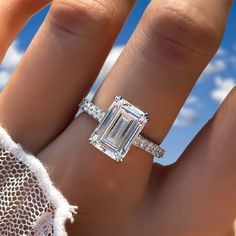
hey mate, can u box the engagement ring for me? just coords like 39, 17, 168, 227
79, 96, 165, 162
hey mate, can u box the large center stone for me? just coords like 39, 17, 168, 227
89, 97, 148, 161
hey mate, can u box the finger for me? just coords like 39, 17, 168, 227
38, 0, 232, 234
0, 0, 51, 62
0, 0, 136, 153
151, 87, 236, 235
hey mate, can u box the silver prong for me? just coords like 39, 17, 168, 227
143, 112, 149, 121
79, 98, 86, 108
159, 149, 165, 158
115, 96, 122, 102
119, 158, 124, 162
89, 137, 93, 144
89, 137, 96, 145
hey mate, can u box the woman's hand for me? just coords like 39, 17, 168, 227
0, 0, 235, 235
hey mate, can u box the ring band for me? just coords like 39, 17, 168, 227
79, 97, 165, 162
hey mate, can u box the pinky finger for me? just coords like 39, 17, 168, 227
0, 0, 51, 62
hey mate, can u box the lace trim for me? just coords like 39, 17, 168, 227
0, 125, 77, 236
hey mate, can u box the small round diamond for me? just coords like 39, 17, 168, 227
140, 140, 148, 149
89, 107, 95, 114
133, 139, 139, 146
147, 143, 154, 153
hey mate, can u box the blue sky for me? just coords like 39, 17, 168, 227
0, 1, 236, 165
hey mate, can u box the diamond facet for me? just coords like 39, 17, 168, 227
89, 98, 148, 160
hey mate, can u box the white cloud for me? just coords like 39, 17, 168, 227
96, 45, 124, 83
211, 76, 236, 103
86, 45, 124, 100
216, 47, 227, 56
186, 96, 198, 105
1, 41, 23, 70
0, 40, 24, 89
204, 59, 227, 74
174, 95, 202, 127
0, 71, 11, 88
174, 107, 200, 127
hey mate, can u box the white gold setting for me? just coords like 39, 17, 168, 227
79, 97, 165, 162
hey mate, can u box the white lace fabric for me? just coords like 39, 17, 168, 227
0, 126, 77, 236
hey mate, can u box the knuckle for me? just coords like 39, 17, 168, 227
48, 0, 117, 38
141, 5, 222, 61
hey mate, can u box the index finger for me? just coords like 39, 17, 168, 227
0, 0, 51, 62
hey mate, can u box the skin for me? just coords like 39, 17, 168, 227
0, 0, 235, 235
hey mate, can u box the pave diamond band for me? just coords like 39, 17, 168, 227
133, 135, 164, 157
79, 97, 165, 161
79, 98, 105, 122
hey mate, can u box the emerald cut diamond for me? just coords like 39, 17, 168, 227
89, 96, 148, 162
